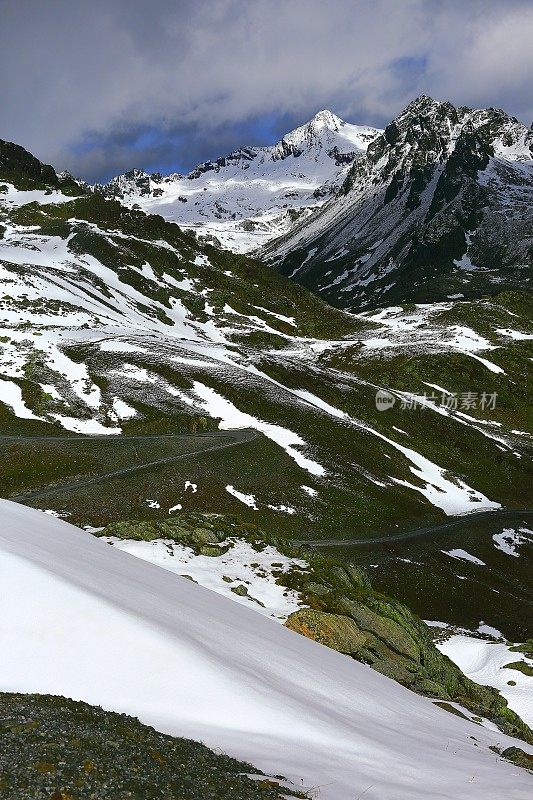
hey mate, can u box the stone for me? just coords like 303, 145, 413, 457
285, 609, 367, 654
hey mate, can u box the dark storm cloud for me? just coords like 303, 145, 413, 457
1, 0, 532, 181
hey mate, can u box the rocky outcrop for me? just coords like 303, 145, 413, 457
283, 553, 533, 744
0, 140, 82, 192
285, 609, 367, 653
100, 516, 230, 554
96, 514, 532, 744
0, 139, 58, 189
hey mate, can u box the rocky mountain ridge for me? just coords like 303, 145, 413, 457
264, 95, 533, 309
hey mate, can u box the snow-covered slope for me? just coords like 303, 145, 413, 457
435, 629, 533, 727
101, 111, 381, 252
265, 96, 533, 310
1, 500, 532, 800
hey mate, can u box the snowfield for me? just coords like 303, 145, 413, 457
0, 500, 532, 800
103, 110, 382, 252
436, 633, 533, 727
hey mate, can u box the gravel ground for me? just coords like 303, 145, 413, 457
0, 692, 304, 799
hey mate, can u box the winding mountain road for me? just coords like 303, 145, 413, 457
3, 429, 258, 502
296, 508, 533, 548
3, 431, 532, 550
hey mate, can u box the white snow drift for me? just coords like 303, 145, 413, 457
0, 501, 532, 800
437, 633, 533, 727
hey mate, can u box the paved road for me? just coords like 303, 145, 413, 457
5, 429, 258, 502
5, 432, 532, 549
295, 508, 533, 548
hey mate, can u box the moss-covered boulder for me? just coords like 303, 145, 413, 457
99, 516, 227, 553
279, 550, 533, 744
499, 746, 533, 771
285, 609, 367, 654
231, 584, 249, 597
337, 599, 420, 661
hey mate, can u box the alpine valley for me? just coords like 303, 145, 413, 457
1, 95, 532, 799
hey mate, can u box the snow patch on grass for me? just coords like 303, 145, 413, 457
466, 352, 505, 374
436, 635, 533, 726
100, 340, 146, 353
103, 536, 306, 622
492, 527, 533, 557
442, 549, 486, 566
192, 381, 325, 476
225, 486, 258, 509
496, 328, 533, 341
112, 397, 137, 420
51, 415, 121, 435
291, 388, 347, 418
0, 378, 43, 420
267, 504, 296, 515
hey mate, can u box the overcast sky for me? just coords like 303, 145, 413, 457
2, 0, 532, 182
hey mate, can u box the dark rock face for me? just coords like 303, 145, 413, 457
327, 146, 359, 167
0, 139, 59, 189
266, 96, 533, 310
101, 167, 153, 197
0, 139, 84, 193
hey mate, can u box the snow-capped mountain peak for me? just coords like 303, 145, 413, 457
265, 96, 533, 310
309, 108, 343, 128
277, 109, 379, 158
280, 110, 345, 148
99, 111, 382, 252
